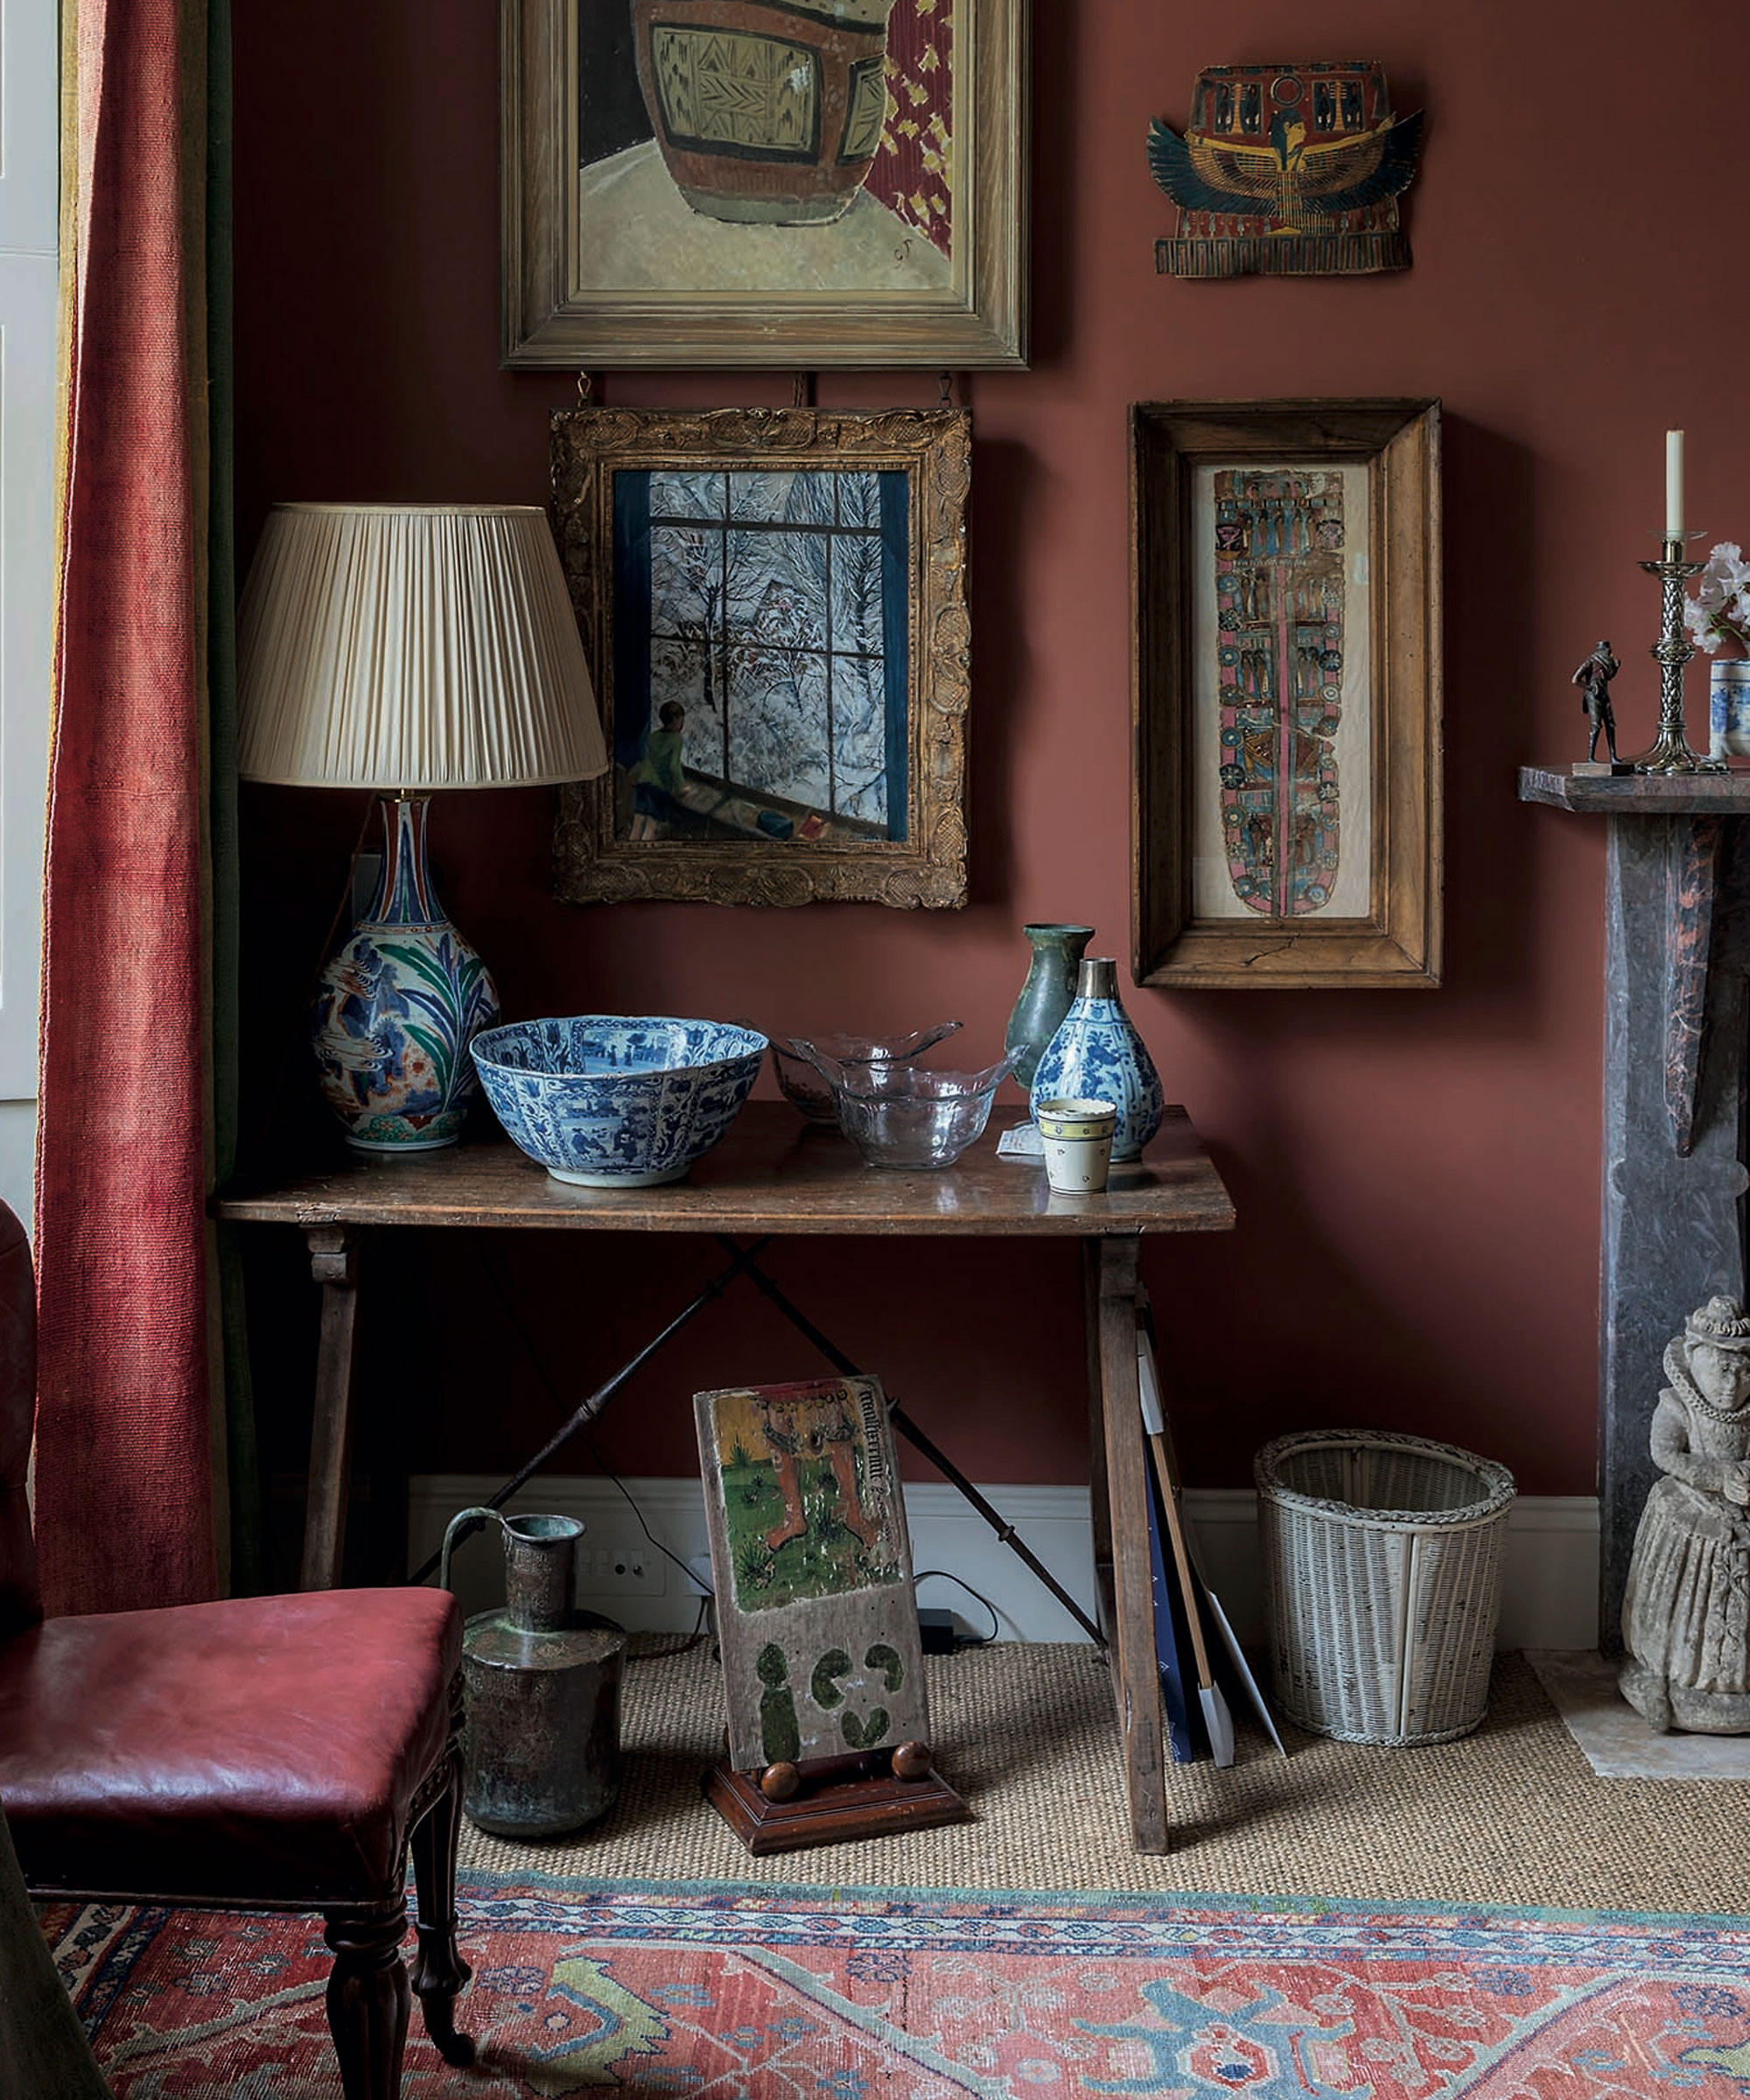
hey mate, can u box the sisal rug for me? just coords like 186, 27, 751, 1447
462, 1641, 1750, 1916
42, 1872, 1750, 2096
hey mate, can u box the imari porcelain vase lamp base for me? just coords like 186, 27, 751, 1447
312, 794, 499, 1152
238, 503, 608, 1152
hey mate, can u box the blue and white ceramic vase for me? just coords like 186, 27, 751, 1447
1709, 659, 1750, 760
311, 794, 500, 1152
1030, 956, 1164, 1162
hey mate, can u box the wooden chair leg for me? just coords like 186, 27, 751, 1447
323, 1901, 410, 2100
410, 1743, 475, 2067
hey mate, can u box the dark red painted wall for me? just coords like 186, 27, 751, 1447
231, 3, 1746, 1502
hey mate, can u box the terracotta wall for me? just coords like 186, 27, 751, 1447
231, 2, 1746, 1503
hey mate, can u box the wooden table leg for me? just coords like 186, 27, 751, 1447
1084, 1234, 1168, 1854
301, 1225, 365, 1590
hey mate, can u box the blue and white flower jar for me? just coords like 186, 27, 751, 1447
1030, 957, 1164, 1162
1709, 659, 1750, 760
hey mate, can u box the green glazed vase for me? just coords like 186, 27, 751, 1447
1004, 922, 1095, 1091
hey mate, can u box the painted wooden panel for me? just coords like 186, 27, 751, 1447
694, 1374, 929, 1770
1212, 465, 1352, 918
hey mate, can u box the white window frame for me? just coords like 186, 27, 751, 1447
0, 0, 59, 1163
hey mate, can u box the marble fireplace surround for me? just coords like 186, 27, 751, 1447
1519, 768, 1750, 1651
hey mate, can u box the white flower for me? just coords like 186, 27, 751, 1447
1687, 543, 1750, 654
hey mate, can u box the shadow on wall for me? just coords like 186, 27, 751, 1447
1144, 1106, 1490, 1494
966, 433, 1039, 908
1441, 414, 1543, 1007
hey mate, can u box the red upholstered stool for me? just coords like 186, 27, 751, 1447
0, 1204, 472, 2099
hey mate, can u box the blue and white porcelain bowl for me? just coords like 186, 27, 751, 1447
470, 1016, 766, 1187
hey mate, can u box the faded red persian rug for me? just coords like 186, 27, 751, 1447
40, 1872, 1750, 2096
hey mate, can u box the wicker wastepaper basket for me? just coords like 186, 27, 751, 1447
1255, 1429, 1516, 1746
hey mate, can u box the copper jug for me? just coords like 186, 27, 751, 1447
440, 1507, 626, 1838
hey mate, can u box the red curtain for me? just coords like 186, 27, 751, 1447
33, 0, 218, 1613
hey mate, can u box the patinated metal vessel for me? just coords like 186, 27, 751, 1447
440, 1507, 626, 1838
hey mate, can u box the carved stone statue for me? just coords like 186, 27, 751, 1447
1620, 1295, 1750, 1732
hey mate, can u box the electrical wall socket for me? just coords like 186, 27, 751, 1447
574, 1538, 665, 1596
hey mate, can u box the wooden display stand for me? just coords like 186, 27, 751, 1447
703, 1740, 971, 1856
691, 1375, 968, 1853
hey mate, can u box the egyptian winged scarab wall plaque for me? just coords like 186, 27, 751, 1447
1149, 60, 1424, 279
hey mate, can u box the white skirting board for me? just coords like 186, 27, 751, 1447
409, 1474, 1601, 1653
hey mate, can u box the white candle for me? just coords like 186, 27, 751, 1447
1666, 429, 1685, 542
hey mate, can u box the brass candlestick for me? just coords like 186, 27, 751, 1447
1625, 535, 1723, 774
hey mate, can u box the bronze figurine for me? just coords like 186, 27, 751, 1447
1574, 639, 1621, 765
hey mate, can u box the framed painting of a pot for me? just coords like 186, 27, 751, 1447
500, 0, 1028, 368
551, 403, 970, 907
1131, 399, 1443, 988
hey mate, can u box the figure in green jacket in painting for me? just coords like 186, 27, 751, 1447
627, 701, 687, 840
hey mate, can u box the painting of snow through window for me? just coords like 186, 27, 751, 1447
552, 405, 971, 909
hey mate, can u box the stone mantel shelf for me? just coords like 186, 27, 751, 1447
1519, 761, 1750, 1649
1518, 765, 1750, 816
1518, 764, 1750, 1158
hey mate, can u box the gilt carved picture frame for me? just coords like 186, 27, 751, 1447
500, 0, 1029, 368
552, 404, 970, 907
1131, 398, 1443, 988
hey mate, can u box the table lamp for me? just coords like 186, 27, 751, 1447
237, 501, 608, 1152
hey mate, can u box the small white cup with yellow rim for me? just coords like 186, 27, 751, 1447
1034, 1096, 1118, 1194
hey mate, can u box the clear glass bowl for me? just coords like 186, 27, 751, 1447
768, 1021, 962, 1124
808, 1048, 1019, 1169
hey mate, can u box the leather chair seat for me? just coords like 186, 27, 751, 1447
0, 1194, 474, 2093
0, 1586, 460, 1905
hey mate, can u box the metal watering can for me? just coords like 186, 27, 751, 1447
440, 1506, 626, 1838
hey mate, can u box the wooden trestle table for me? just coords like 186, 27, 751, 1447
214, 1101, 1236, 1854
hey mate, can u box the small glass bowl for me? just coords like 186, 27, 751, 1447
811, 1048, 1020, 1170
768, 1021, 963, 1124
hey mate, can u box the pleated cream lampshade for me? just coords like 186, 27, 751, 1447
235, 502, 607, 1155
237, 502, 607, 788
